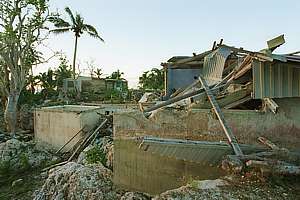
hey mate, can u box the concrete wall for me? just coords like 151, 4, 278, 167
115, 98, 300, 150
34, 105, 102, 151
113, 98, 300, 194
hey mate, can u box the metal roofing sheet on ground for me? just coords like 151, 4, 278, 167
252, 59, 300, 99
140, 136, 265, 165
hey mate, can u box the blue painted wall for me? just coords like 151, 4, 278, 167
166, 68, 202, 97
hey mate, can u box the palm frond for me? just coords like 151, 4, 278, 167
83, 24, 104, 42
50, 28, 71, 35
75, 14, 84, 26
49, 16, 71, 28
65, 7, 76, 25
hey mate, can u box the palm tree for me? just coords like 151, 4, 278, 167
49, 7, 104, 79
93, 68, 103, 79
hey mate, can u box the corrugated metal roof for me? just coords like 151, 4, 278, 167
252, 59, 300, 99
202, 47, 232, 86
286, 55, 300, 63
141, 137, 265, 165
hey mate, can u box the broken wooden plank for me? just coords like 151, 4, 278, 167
264, 98, 279, 114
199, 76, 243, 156
42, 161, 69, 172
258, 137, 281, 151
234, 63, 252, 80
246, 160, 300, 176
193, 83, 252, 109
224, 96, 252, 109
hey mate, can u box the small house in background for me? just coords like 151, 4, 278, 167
105, 78, 128, 92
63, 76, 128, 95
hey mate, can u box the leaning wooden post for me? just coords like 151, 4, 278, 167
198, 75, 243, 156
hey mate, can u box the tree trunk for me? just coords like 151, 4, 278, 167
4, 91, 20, 136
72, 35, 78, 79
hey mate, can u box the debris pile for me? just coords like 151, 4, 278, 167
222, 137, 300, 176
0, 139, 58, 173
34, 162, 119, 200
147, 35, 300, 115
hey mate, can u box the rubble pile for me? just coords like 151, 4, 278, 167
0, 139, 58, 173
34, 162, 119, 200
222, 137, 300, 176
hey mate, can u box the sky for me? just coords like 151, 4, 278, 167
38, 0, 300, 88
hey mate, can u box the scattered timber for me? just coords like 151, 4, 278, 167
246, 160, 300, 176
68, 118, 108, 162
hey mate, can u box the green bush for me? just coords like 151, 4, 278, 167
86, 145, 107, 166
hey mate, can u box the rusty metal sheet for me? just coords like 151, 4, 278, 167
252, 59, 300, 99
202, 47, 232, 86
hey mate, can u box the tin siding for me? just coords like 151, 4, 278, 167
253, 60, 300, 99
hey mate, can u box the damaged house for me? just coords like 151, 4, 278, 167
113, 35, 300, 194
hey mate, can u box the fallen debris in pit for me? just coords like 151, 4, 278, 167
222, 137, 300, 177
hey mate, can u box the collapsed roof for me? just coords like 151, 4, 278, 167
144, 35, 300, 114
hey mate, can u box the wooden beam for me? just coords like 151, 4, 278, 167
199, 76, 243, 156
258, 137, 281, 151
264, 98, 279, 114
223, 96, 252, 109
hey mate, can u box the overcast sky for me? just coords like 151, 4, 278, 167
38, 0, 300, 88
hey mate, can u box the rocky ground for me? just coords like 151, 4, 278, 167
0, 137, 300, 200
155, 176, 300, 200
0, 139, 59, 200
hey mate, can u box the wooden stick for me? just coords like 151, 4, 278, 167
68, 119, 108, 162
258, 137, 281, 151
55, 126, 86, 154
42, 161, 69, 172
67, 130, 93, 162
224, 96, 252, 109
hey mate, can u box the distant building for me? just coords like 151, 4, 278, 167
63, 76, 128, 94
